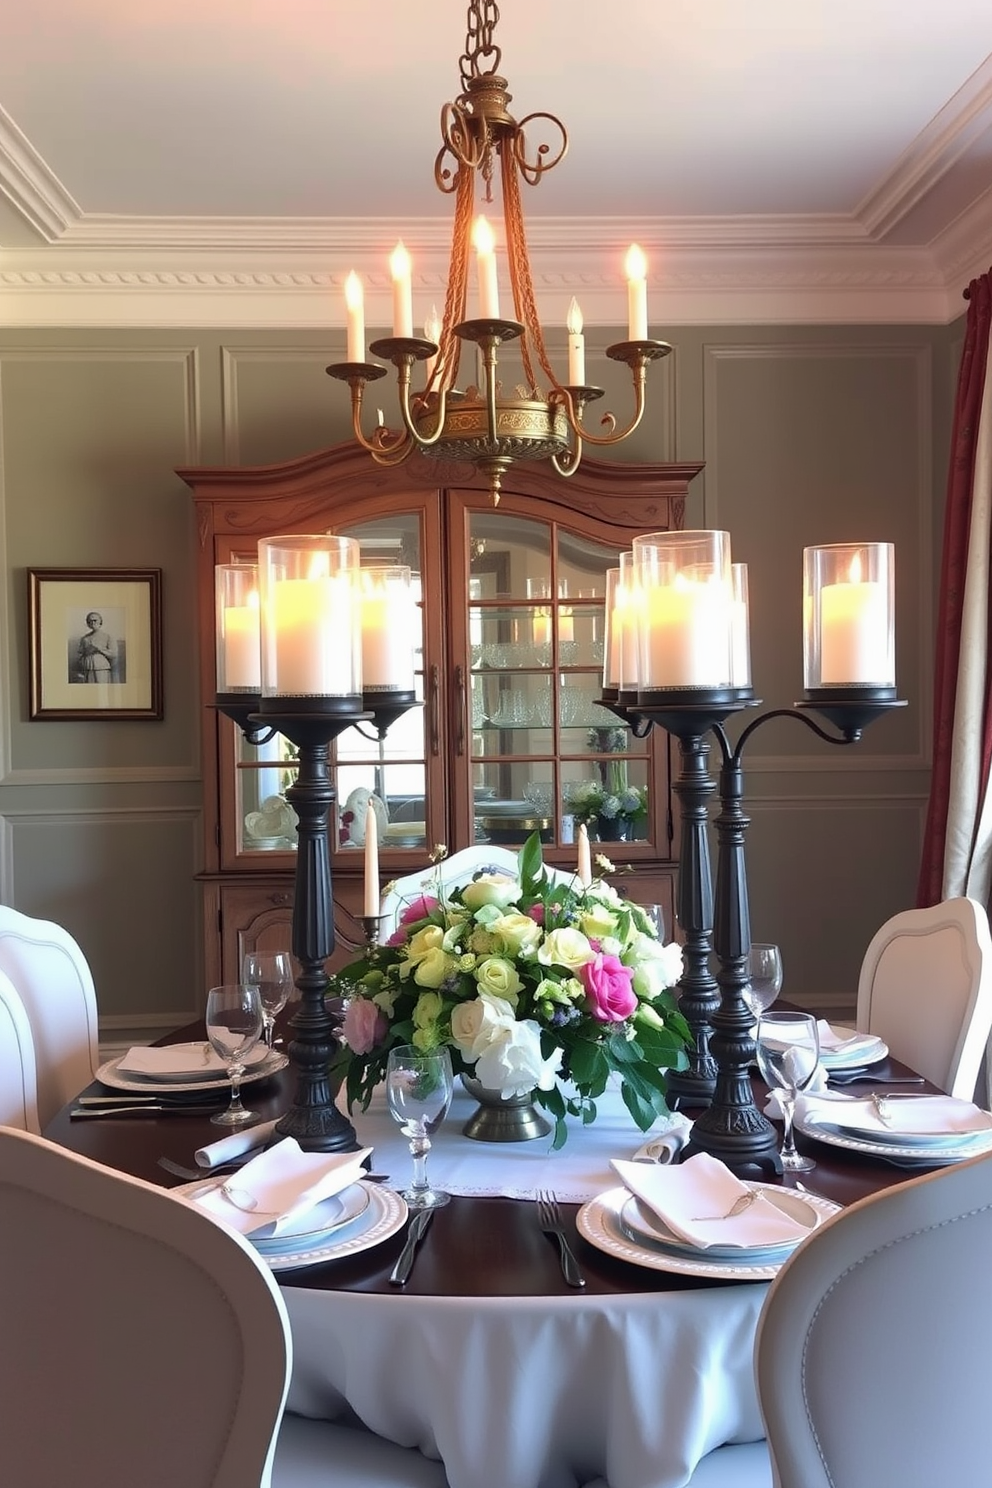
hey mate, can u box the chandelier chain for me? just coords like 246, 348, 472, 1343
461, 0, 501, 88
501, 150, 555, 393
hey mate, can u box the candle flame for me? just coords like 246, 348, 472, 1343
472, 216, 496, 255
344, 270, 363, 312
390, 241, 411, 281
247, 588, 260, 611
566, 296, 583, 335
625, 243, 647, 282
848, 551, 863, 584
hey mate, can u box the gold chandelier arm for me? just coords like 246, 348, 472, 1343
513, 111, 568, 185
551, 368, 650, 448
341, 383, 413, 466
402, 386, 456, 450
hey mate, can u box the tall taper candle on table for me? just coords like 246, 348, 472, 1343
577, 822, 593, 888
364, 801, 380, 916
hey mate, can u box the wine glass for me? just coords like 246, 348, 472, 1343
242, 951, 294, 1051
744, 943, 783, 1024
385, 1044, 453, 1209
755, 1010, 820, 1172
642, 904, 666, 940
205, 983, 264, 1128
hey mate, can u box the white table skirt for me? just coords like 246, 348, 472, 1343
284, 1083, 767, 1488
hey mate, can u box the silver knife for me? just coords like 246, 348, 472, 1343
389, 1208, 434, 1286
70, 1105, 222, 1119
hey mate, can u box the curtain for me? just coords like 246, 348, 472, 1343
918, 271, 992, 908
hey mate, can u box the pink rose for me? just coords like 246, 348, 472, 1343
526, 903, 545, 925
341, 998, 388, 1055
580, 952, 637, 1022
386, 894, 440, 946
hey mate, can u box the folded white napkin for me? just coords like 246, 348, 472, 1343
611, 1151, 814, 1250
631, 1111, 693, 1165
190, 1139, 372, 1237
117, 1042, 267, 1078
194, 1117, 281, 1169
796, 1091, 992, 1138
762, 1062, 829, 1119
815, 1021, 874, 1053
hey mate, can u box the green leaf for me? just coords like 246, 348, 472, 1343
620, 1079, 664, 1132
518, 832, 544, 895
552, 1113, 569, 1150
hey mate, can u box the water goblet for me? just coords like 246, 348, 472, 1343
642, 904, 666, 941
385, 1044, 453, 1210
242, 951, 294, 1051
205, 983, 264, 1128
755, 1010, 820, 1172
744, 943, 784, 1024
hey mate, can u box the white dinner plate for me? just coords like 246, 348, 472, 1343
115, 1042, 271, 1083
794, 1116, 992, 1168
250, 1183, 371, 1252
174, 1177, 407, 1271
577, 1186, 841, 1281
817, 1027, 889, 1071
619, 1188, 819, 1263
95, 1050, 288, 1096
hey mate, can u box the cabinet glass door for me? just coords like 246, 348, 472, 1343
467, 511, 652, 852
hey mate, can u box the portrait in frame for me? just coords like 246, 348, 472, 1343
28, 568, 163, 720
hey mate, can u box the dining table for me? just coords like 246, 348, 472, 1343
44, 1017, 946, 1488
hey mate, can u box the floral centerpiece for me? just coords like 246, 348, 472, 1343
331, 834, 689, 1148
566, 779, 648, 839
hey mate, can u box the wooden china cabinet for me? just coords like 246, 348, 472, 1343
180, 441, 702, 990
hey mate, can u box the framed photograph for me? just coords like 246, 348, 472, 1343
28, 568, 163, 721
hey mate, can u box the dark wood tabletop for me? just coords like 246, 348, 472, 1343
44, 1017, 940, 1299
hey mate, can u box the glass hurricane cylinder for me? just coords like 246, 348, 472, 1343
259, 534, 362, 700
215, 563, 261, 693
803, 542, 894, 691
617, 550, 644, 695
633, 530, 733, 691
601, 566, 621, 694
359, 565, 416, 693
730, 562, 751, 689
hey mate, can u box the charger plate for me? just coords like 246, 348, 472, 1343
619, 1189, 819, 1263
115, 1041, 271, 1083
817, 1026, 888, 1071
95, 1050, 288, 1096
577, 1186, 840, 1281
176, 1178, 407, 1272
794, 1117, 992, 1168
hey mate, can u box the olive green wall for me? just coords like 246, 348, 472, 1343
0, 319, 961, 1041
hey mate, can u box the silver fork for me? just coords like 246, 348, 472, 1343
537, 1190, 586, 1288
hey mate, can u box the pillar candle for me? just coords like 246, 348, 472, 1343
363, 802, 380, 916
360, 574, 416, 690
272, 575, 355, 696
577, 822, 593, 888
344, 271, 365, 363
222, 598, 261, 690
643, 576, 730, 688
819, 575, 888, 684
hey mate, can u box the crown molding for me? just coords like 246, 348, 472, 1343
0, 106, 79, 242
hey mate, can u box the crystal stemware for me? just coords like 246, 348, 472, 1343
242, 951, 294, 1051
755, 1010, 820, 1172
385, 1044, 453, 1209
744, 943, 783, 1023
205, 983, 264, 1128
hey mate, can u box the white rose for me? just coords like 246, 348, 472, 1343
537, 927, 595, 971
461, 874, 522, 912
450, 991, 516, 1060
631, 940, 684, 998
474, 1019, 563, 1098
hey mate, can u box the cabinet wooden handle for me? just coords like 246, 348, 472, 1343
429, 664, 440, 756
454, 665, 466, 756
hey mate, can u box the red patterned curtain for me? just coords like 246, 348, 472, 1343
918, 271, 992, 906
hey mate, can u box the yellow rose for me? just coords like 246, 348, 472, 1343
537, 927, 595, 971
403, 924, 446, 966
577, 903, 620, 940
461, 874, 522, 911
490, 911, 542, 957
414, 947, 457, 988
475, 956, 524, 1002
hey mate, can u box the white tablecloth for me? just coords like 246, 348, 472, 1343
283, 1083, 767, 1488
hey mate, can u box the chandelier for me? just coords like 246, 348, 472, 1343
327, 0, 670, 503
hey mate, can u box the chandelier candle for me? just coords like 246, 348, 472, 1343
626, 245, 649, 341
345, 271, 365, 363
390, 242, 413, 340
215, 564, 261, 692
473, 216, 500, 319
566, 298, 585, 385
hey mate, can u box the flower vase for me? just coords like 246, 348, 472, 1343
460, 1074, 552, 1142
594, 815, 630, 842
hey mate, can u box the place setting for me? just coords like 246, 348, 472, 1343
792, 1089, 992, 1167
576, 1151, 841, 1281
172, 1137, 408, 1272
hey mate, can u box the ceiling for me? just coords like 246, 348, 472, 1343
1, 0, 992, 329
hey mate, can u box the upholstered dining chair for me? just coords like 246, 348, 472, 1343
380, 843, 580, 938
0, 906, 99, 1127
856, 896, 992, 1100
0, 1126, 450, 1488
0, 967, 40, 1132
754, 1143, 992, 1487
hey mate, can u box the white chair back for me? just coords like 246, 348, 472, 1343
380, 845, 580, 937
755, 1145, 992, 1488
856, 896, 992, 1098
0, 1127, 450, 1488
0, 969, 40, 1132
0, 907, 99, 1126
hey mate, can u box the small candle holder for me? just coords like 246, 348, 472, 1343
360, 913, 389, 949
